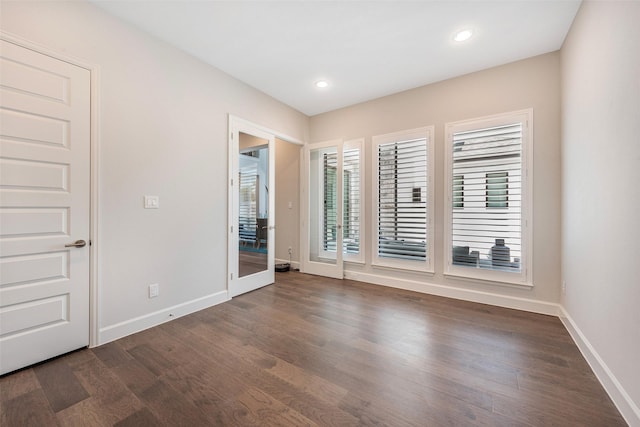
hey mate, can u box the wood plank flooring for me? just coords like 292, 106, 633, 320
0, 272, 627, 426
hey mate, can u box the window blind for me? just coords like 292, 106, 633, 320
378, 138, 427, 261
239, 165, 258, 244
343, 148, 360, 255
323, 152, 338, 252
451, 123, 522, 271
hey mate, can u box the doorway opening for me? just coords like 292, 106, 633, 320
227, 116, 303, 298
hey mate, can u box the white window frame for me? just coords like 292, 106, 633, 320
444, 109, 533, 286
372, 126, 435, 273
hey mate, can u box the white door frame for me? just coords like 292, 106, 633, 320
0, 31, 101, 347
227, 115, 304, 297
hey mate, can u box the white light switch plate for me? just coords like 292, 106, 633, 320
149, 283, 159, 298
144, 195, 159, 209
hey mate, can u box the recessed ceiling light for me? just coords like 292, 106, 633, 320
453, 29, 473, 42
315, 80, 329, 88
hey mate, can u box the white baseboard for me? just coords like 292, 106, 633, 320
343, 270, 560, 316
559, 307, 640, 427
97, 290, 229, 346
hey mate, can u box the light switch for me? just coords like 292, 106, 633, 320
144, 195, 159, 209
288, 201, 293, 209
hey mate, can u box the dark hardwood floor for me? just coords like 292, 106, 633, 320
0, 272, 627, 426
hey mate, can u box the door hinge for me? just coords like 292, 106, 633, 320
230, 178, 234, 186
230, 226, 233, 233
230, 273, 234, 280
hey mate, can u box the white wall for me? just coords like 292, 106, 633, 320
0, 1, 309, 342
561, 1, 640, 424
275, 138, 301, 266
309, 53, 562, 311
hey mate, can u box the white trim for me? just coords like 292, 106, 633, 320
0, 30, 102, 348
89, 60, 101, 349
99, 291, 229, 345
443, 109, 533, 287
371, 126, 435, 273
228, 114, 304, 146
343, 138, 365, 264
559, 307, 640, 427
343, 270, 560, 316
443, 272, 533, 289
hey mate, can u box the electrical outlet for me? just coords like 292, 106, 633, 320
149, 283, 159, 298
288, 246, 293, 255
561, 280, 567, 295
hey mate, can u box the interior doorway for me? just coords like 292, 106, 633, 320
227, 116, 303, 298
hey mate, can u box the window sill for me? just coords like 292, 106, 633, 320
443, 271, 533, 289
372, 261, 434, 276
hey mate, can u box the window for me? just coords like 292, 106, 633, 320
412, 187, 422, 203
445, 110, 532, 285
486, 172, 508, 208
453, 175, 464, 208
373, 127, 434, 271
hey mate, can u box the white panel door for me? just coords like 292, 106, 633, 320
0, 40, 91, 375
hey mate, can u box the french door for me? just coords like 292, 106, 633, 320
303, 140, 344, 279
228, 117, 275, 297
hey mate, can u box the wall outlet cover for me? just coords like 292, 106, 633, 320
149, 283, 159, 298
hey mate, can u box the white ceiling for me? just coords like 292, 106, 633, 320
92, 0, 581, 116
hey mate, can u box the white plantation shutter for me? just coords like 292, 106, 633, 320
239, 164, 258, 244
343, 147, 361, 255
377, 137, 428, 261
323, 152, 338, 252
450, 121, 524, 272
322, 146, 362, 256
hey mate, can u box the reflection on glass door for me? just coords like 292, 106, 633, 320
238, 136, 269, 277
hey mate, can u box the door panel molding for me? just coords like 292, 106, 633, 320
0, 31, 100, 349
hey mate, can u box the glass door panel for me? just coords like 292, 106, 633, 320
238, 142, 269, 277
